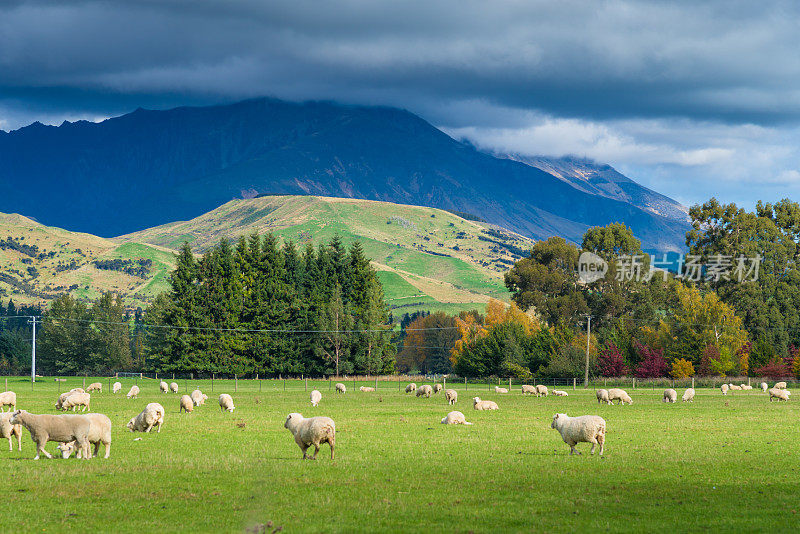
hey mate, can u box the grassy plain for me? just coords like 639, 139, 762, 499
2, 377, 798, 532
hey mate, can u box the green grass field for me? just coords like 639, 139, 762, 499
3, 377, 798, 533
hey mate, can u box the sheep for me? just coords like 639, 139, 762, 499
127, 385, 140, 399
472, 397, 498, 410
159, 381, 169, 393
127, 403, 165, 433
54, 388, 86, 410
535, 385, 549, 397
596, 389, 611, 405
445, 389, 458, 405
179, 395, 194, 413
682, 388, 695, 402
663, 389, 678, 403
112, 382, 122, 394
359, 386, 375, 392
521, 384, 536, 395
729, 384, 743, 391
721, 383, 729, 395
433, 384, 443, 393
219, 394, 235, 412
0, 391, 16, 412
761, 382, 768, 392
335, 383, 346, 394
607, 388, 633, 405
86, 382, 102, 393
740, 384, 752, 390
284, 413, 335, 460
552, 390, 569, 397
416, 385, 433, 398
56, 413, 112, 459
405, 383, 417, 394
550, 413, 606, 456
310, 390, 322, 407
170, 382, 179, 393
10, 410, 90, 460
0, 412, 22, 451
775, 382, 787, 389
769, 388, 791, 402
495, 386, 509, 394
441, 411, 472, 425
190, 389, 208, 406
62, 392, 91, 412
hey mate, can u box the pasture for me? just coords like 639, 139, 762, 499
2, 377, 798, 533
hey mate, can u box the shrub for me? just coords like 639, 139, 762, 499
753, 357, 792, 380
670, 358, 695, 379
597, 342, 628, 377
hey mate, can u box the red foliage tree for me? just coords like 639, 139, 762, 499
597, 342, 629, 377
634, 341, 668, 378
753, 357, 792, 380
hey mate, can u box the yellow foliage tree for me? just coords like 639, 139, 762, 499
674, 285, 748, 355
671, 358, 695, 378
485, 298, 540, 333
450, 313, 487, 367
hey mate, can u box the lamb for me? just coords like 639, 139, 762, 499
190, 389, 208, 406
607, 388, 633, 405
441, 411, 472, 425
0, 391, 16, 411
0, 412, 22, 451
284, 413, 335, 460
761, 382, 768, 392
56, 413, 111, 459
416, 385, 433, 398
127, 385, 140, 399
310, 390, 322, 407
721, 383, 729, 395
494, 386, 509, 394
127, 403, 165, 433
170, 382, 179, 393
535, 385, 549, 397
86, 382, 102, 393
433, 384, 443, 393
445, 389, 458, 405
10, 410, 90, 460
552, 390, 569, 397
62, 392, 91, 412
550, 413, 606, 456
405, 383, 417, 394
159, 381, 169, 393
682, 388, 695, 402
359, 386, 375, 392
179, 395, 194, 413
596, 389, 611, 404
219, 394, 235, 412
335, 383, 346, 394
775, 382, 787, 389
521, 384, 536, 395
112, 382, 122, 394
663, 389, 678, 403
472, 397, 499, 410
769, 387, 791, 401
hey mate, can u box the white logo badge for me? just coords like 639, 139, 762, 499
578, 252, 607, 283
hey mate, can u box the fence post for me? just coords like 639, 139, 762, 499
83, 376, 86, 389
375, 376, 378, 390
212, 374, 214, 392
692, 376, 695, 389
465, 377, 467, 391
633, 377, 636, 389
573, 378, 576, 390
235, 374, 238, 392
508, 377, 511, 390
283, 379, 286, 391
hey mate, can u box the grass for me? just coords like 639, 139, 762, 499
2, 376, 798, 532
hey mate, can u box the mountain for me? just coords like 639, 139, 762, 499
0, 98, 689, 251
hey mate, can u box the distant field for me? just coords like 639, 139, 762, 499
3, 376, 797, 532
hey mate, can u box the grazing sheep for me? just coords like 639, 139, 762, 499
179, 395, 194, 413
552, 390, 569, 397
57, 413, 112, 459
0, 391, 16, 411
441, 411, 472, 425
663, 389, 678, 403
775, 382, 787, 389
495, 386, 509, 394
127, 403, 165, 433
521, 384, 536, 395
761, 382, 768, 392
405, 383, 417, 394
721, 383, 729, 395
335, 383, 346, 394
54, 388, 86, 410
769, 388, 791, 401
0, 412, 22, 451
127, 385, 140, 399
159, 381, 169, 393
62, 392, 91, 412
310, 390, 322, 407
284, 413, 335, 460
190, 389, 207, 406
169, 382, 179, 393
472, 397, 499, 410
416, 385, 433, 398
433, 384, 443, 393
445, 389, 458, 405
550, 413, 606, 456
596, 389, 611, 405
535, 385, 549, 397
729, 384, 743, 391
359, 386, 375, 392
219, 394, 235, 412
112, 382, 122, 394
10, 411, 90, 460
86, 383, 102, 393
682, 388, 695, 402
607, 388, 633, 405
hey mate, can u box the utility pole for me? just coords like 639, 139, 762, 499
582, 314, 592, 387
28, 316, 39, 383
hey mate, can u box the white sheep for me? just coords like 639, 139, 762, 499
741, 384, 753, 390
86, 382, 102, 393
441, 411, 473, 425
761, 382, 768, 392
682, 388, 695, 402
769, 388, 791, 401
179, 395, 194, 413
550, 413, 606, 456
57, 413, 111, 459
0, 391, 17, 412
494, 386, 509, 394
190, 389, 207, 406
472, 397, 498, 410
0, 412, 22, 451
521, 384, 536, 395
170, 382, 179, 393
10, 411, 91, 460
416, 385, 433, 398
310, 390, 322, 407
775, 382, 787, 389
112, 382, 122, 394
596, 389, 611, 405
663, 389, 678, 403
721, 383, 729, 395
62, 392, 91, 412
127, 385, 140, 399
433, 384, 443, 393
552, 390, 569, 397
729, 384, 743, 391
335, 383, 346, 394
127, 403, 165, 433
55, 388, 85, 409
284, 413, 336, 460
535, 385, 549, 397
159, 381, 169, 393
359, 386, 375, 392
607, 388, 633, 405
219, 394, 235, 412
405, 383, 417, 394
445, 389, 458, 405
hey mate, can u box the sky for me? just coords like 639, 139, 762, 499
1, 0, 799, 209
